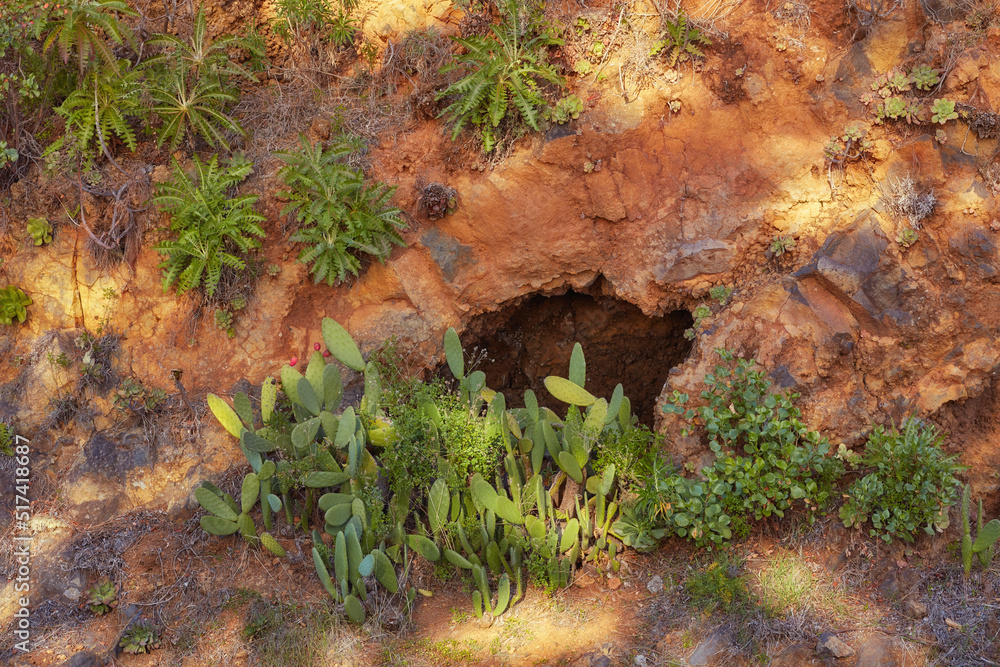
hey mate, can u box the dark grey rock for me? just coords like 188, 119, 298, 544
58, 651, 105, 667
420, 228, 475, 283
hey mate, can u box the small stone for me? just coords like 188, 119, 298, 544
607, 576, 622, 590
816, 631, 855, 658
646, 575, 664, 594
634, 655, 648, 667
816, 74, 825, 82
902, 598, 928, 619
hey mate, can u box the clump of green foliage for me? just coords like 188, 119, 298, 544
769, 234, 795, 257
930, 98, 958, 124
861, 66, 952, 127
153, 154, 266, 298
42, 0, 135, 79
840, 417, 963, 543
45, 60, 144, 169
686, 559, 750, 611
437, 0, 565, 152
650, 9, 712, 68
0, 286, 32, 325
277, 134, 406, 285
961, 484, 1000, 576
272, 0, 358, 51
651, 350, 843, 547
0, 421, 14, 456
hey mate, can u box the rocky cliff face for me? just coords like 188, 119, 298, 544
2, 0, 1000, 543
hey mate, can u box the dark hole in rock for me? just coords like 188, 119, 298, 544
457, 291, 694, 426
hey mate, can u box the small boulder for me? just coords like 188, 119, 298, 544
58, 652, 105, 667
816, 631, 855, 658
646, 575, 664, 594
902, 598, 928, 619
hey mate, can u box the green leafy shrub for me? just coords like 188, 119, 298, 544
273, 0, 358, 49
277, 134, 406, 285
839, 417, 963, 543
42, 0, 135, 78
650, 9, 712, 68
148, 60, 243, 152
153, 155, 265, 298
0, 286, 32, 325
45, 60, 144, 168
436, 0, 565, 152
657, 350, 843, 547
27, 217, 52, 245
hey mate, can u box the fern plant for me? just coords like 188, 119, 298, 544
153, 155, 265, 297
45, 60, 143, 168
277, 134, 406, 285
42, 0, 135, 79
436, 0, 564, 152
650, 9, 712, 68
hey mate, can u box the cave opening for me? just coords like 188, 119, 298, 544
457, 290, 694, 426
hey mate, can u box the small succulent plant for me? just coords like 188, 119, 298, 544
27, 218, 52, 246
909, 65, 940, 91
930, 98, 958, 124
0, 286, 32, 325
897, 227, 919, 249
551, 95, 584, 124
86, 577, 118, 615
769, 235, 796, 257
120, 622, 160, 654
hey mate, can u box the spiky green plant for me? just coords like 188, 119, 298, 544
649, 9, 712, 68
152, 155, 265, 297
148, 62, 244, 151
42, 0, 136, 79
147, 4, 261, 86
277, 134, 406, 285
436, 0, 565, 152
0, 286, 32, 325
45, 60, 143, 168
144, 4, 257, 150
